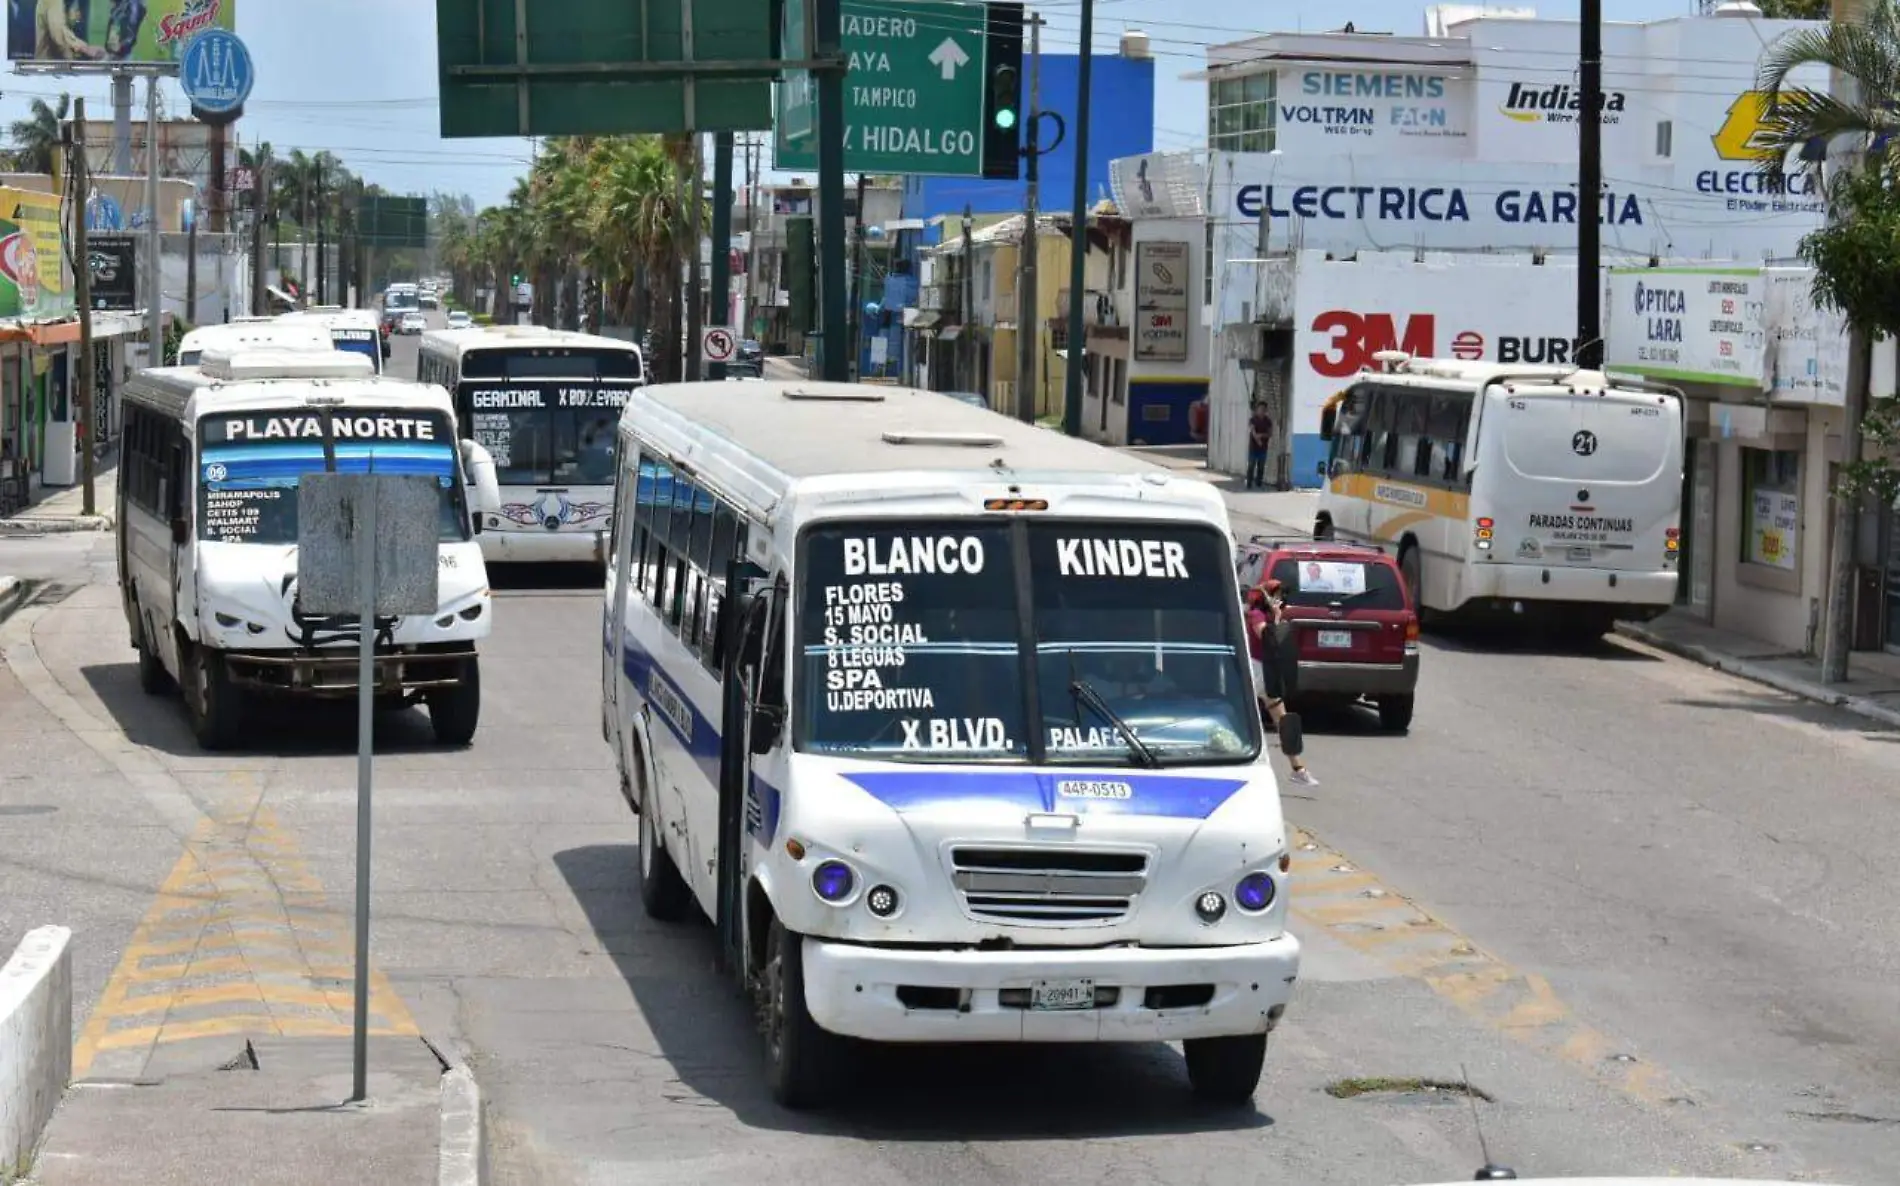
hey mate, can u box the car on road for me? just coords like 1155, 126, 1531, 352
398, 311, 427, 334
445, 309, 473, 329
738, 338, 763, 363
1235, 535, 1420, 732
723, 358, 763, 378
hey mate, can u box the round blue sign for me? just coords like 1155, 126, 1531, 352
180, 29, 255, 120
85, 193, 123, 232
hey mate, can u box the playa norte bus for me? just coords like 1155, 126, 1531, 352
117, 347, 503, 749
602, 379, 1301, 1109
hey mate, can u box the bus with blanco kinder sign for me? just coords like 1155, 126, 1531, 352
1314, 354, 1684, 636
602, 378, 1301, 1109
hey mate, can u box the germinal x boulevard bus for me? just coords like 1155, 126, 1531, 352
418, 325, 645, 565
602, 380, 1301, 1109
116, 346, 502, 749
176, 320, 336, 367
279, 306, 388, 369
1314, 354, 1684, 638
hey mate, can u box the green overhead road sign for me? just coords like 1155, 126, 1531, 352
776, 0, 1022, 178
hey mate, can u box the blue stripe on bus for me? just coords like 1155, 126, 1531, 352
838, 771, 1247, 819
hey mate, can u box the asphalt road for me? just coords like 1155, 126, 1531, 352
3, 341, 1897, 1183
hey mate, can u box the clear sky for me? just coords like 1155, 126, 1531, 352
0, 0, 1691, 215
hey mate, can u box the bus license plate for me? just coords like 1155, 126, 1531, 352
1317, 630, 1353, 649
1031, 978, 1095, 1011
1567, 546, 1592, 562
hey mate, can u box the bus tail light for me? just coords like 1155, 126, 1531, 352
984, 498, 1048, 511
1665, 526, 1680, 554
1474, 517, 1494, 549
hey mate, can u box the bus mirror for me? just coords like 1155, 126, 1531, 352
460, 440, 501, 515
1319, 407, 1337, 441
748, 704, 784, 754
170, 517, 189, 546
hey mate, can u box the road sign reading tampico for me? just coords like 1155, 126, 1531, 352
776, 0, 1019, 177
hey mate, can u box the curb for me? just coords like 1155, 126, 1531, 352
0, 576, 31, 627
438, 1064, 485, 1186
0, 516, 112, 534
1615, 621, 1900, 730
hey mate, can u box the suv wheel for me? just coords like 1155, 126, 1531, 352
1377, 694, 1415, 733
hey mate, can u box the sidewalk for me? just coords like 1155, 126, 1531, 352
24, 1036, 480, 1186
1124, 443, 1318, 536
1616, 611, 1900, 730
1, 462, 117, 534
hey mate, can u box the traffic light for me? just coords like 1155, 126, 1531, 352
510, 272, 522, 286
979, 3, 1024, 180
991, 66, 1019, 131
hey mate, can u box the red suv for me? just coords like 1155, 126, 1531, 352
1235, 536, 1420, 732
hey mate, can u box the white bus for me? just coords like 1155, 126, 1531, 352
418, 325, 645, 565
279, 307, 388, 370
116, 347, 501, 749
176, 320, 335, 367
602, 379, 1302, 1109
1313, 354, 1684, 636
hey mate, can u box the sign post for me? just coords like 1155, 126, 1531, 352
775, 0, 1022, 178
296, 467, 440, 1104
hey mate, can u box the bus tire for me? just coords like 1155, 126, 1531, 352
429, 660, 482, 746
763, 918, 843, 1110
1377, 694, 1415, 733
135, 614, 170, 695
638, 774, 691, 922
185, 645, 242, 751
1184, 1033, 1268, 1105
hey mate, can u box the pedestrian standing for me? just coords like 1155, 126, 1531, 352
1246, 403, 1273, 490
1245, 581, 1316, 786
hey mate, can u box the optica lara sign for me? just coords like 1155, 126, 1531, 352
1605, 267, 1766, 388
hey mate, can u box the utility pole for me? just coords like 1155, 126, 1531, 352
1575, 0, 1603, 369
315, 162, 327, 306
186, 201, 198, 323
815, 0, 848, 382
687, 135, 706, 381
144, 76, 162, 365
746, 134, 759, 344
1061, 0, 1096, 436
710, 132, 734, 381
1015, 13, 1042, 423
251, 159, 269, 314
847, 172, 868, 381
962, 203, 975, 392
71, 99, 97, 517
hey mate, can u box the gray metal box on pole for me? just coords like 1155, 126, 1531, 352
295, 471, 439, 1103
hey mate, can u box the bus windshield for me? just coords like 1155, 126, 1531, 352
795, 520, 1258, 766
196, 407, 470, 545
457, 351, 640, 487
330, 328, 382, 372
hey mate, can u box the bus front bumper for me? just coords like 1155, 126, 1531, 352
224, 644, 476, 697
801, 933, 1300, 1043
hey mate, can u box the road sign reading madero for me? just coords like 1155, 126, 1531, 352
776, 0, 991, 176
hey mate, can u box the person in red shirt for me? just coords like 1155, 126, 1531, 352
1245, 581, 1316, 786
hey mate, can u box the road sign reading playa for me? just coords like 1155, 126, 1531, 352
776, 0, 991, 176
701, 327, 738, 364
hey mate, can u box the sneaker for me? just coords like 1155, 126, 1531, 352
1287, 768, 1319, 787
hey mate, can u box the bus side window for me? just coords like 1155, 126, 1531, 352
666, 477, 697, 629
684, 487, 715, 655
1365, 388, 1399, 475
640, 457, 673, 607
1426, 395, 1467, 483
704, 505, 742, 674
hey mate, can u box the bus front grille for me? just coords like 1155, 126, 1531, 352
948, 847, 1148, 925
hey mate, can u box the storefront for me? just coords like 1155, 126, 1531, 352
0, 313, 145, 492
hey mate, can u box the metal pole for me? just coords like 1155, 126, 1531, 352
709, 132, 734, 381
316, 164, 328, 306
687, 137, 707, 381
350, 480, 377, 1104
847, 172, 867, 382
1575, 0, 1602, 369
72, 99, 96, 517
144, 76, 162, 365
111, 73, 132, 175
815, 0, 848, 382
252, 160, 269, 315
962, 205, 974, 392
1015, 13, 1041, 423
1061, 0, 1095, 436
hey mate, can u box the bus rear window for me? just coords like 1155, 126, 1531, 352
461, 348, 643, 381
1501, 396, 1674, 483
1269, 558, 1406, 610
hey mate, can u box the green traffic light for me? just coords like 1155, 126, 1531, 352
995, 109, 1017, 131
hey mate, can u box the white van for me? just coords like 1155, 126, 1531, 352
116, 347, 503, 749
277, 307, 387, 370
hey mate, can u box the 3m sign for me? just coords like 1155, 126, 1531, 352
1307, 309, 1576, 377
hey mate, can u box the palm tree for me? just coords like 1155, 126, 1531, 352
8, 94, 70, 175
1754, 0, 1900, 682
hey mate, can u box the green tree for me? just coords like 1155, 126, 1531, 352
7, 94, 70, 175
1758, 0, 1829, 20
1755, 0, 1900, 679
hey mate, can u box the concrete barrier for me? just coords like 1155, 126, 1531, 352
0, 927, 71, 1182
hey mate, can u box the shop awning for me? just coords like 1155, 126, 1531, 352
936, 325, 963, 342
905, 310, 940, 330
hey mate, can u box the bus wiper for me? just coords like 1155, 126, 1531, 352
1068, 672, 1162, 770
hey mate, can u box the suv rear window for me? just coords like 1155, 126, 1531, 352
1269, 558, 1407, 610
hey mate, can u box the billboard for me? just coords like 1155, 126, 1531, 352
0, 186, 71, 318
7, 0, 235, 65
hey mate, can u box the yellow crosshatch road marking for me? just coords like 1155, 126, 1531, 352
1288, 827, 1683, 1108
73, 799, 418, 1080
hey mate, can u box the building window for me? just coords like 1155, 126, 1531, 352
1742, 447, 1800, 571
1655, 120, 1673, 158
1207, 71, 1276, 153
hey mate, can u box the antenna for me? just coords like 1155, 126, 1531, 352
1462, 1063, 1517, 1180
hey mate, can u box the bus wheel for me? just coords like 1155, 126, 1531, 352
186, 646, 242, 751
429, 660, 481, 746
1184, 1033, 1268, 1105
762, 917, 843, 1110
1399, 544, 1423, 614
135, 615, 170, 695
637, 774, 691, 922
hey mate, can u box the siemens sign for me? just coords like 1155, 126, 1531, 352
1236, 183, 1643, 227
1300, 72, 1447, 99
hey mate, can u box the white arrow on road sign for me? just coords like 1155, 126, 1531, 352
927, 36, 970, 81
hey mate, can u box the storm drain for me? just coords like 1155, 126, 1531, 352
29, 581, 83, 606
1324, 1076, 1494, 1102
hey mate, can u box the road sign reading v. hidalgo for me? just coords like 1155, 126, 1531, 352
776, 0, 1022, 178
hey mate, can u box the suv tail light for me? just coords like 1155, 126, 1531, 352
1404, 618, 1420, 642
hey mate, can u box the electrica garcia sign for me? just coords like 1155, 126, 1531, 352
1236, 182, 1641, 229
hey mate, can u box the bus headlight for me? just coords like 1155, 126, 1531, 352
1234, 871, 1277, 913
811, 860, 856, 904
865, 884, 901, 918
1194, 890, 1227, 925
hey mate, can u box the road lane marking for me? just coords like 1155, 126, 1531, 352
1289, 828, 1687, 1107
72, 803, 418, 1079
